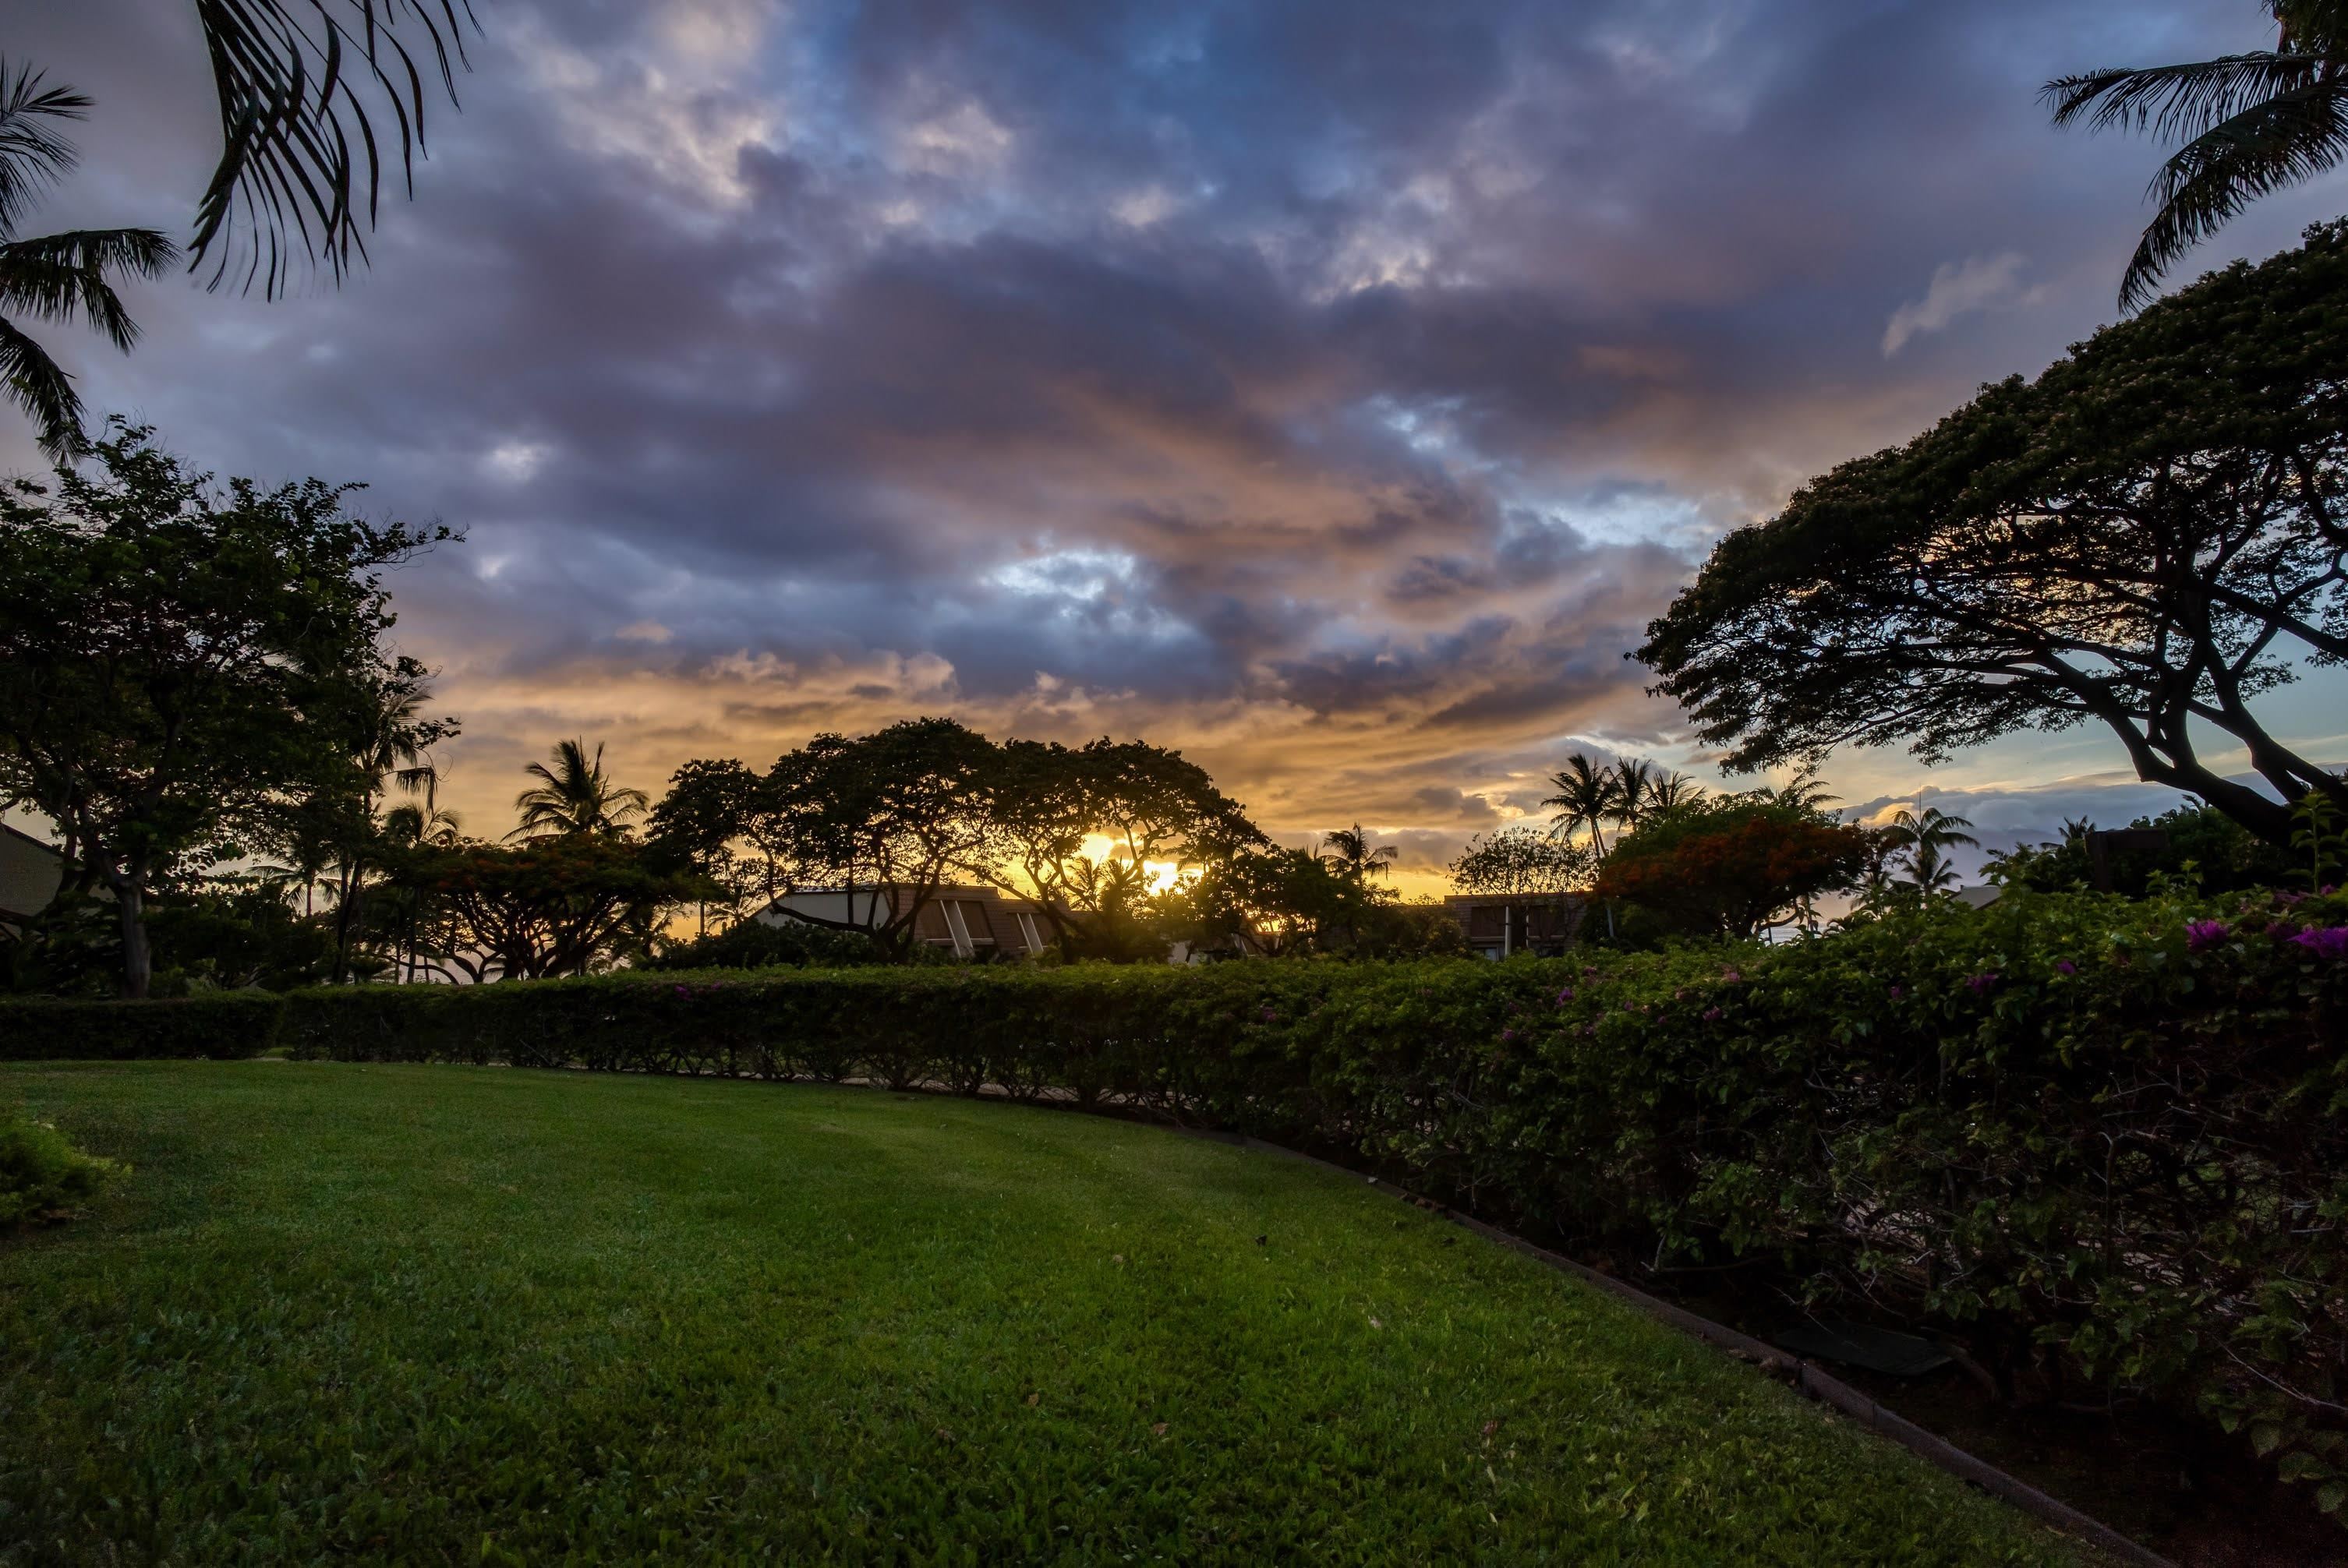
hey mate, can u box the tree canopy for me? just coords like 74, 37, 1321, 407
0, 422, 451, 994
1594, 799, 1876, 941
1638, 222, 2348, 850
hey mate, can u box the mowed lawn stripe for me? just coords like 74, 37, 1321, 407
1, 1061, 2085, 1565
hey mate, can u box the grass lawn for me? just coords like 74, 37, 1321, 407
1, 1062, 2088, 1566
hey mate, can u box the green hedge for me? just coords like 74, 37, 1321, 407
0, 993, 282, 1060
278, 888, 2348, 1517
12, 889, 2348, 1513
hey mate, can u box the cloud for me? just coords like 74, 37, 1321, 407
9, 0, 2345, 899
1881, 252, 2035, 357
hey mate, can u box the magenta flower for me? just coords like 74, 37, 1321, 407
1500, 1029, 1518, 1042
1721, 968, 1743, 984
2290, 927, 2348, 961
2184, 920, 2229, 953
1887, 984, 1903, 999
2055, 960, 2077, 976
1964, 972, 2000, 996
1555, 987, 1574, 1005
1702, 1006, 1724, 1022
674, 984, 690, 997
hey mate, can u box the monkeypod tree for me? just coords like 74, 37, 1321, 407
987, 736, 1264, 956
762, 719, 1004, 959
384, 834, 706, 982
1639, 223, 2348, 850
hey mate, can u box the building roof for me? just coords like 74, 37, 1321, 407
0, 823, 67, 922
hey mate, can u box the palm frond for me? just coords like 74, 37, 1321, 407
0, 229, 178, 350
0, 62, 89, 237
189, 0, 477, 298
2044, 52, 2323, 143
2121, 79, 2348, 308
0, 312, 84, 461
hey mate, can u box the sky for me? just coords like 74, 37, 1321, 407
12, 0, 2348, 895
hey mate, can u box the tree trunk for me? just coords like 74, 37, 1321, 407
331, 863, 362, 984
118, 880, 151, 1000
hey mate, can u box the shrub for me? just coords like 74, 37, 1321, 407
645, 919, 896, 971
274, 888, 2348, 1517
0, 993, 285, 1060
0, 1111, 122, 1227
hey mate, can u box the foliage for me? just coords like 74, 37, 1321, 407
0, 63, 177, 457
1181, 844, 1374, 958
187, 1, 478, 298
0, 1107, 119, 1227
265, 887, 2348, 1516
0, 1065, 2073, 1565
2293, 786, 2348, 889
643, 916, 893, 971
1878, 803, 1979, 895
0, 992, 281, 1059
0, 424, 453, 995
1594, 799, 1876, 939
1448, 825, 1592, 898
1985, 802, 2304, 896
379, 834, 710, 982
3, 877, 354, 998
1348, 899, 1473, 960
2046, 1, 2348, 308
509, 737, 649, 841
755, 719, 1005, 959
651, 724, 1267, 962
1638, 223, 2348, 850
643, 755, 766, 922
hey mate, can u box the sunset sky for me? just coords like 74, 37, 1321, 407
15, 0, 2348, 895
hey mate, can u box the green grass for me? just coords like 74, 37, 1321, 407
0, 1062, 2086, 1566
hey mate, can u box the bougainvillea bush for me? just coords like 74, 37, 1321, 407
259, 888, 2348, 1516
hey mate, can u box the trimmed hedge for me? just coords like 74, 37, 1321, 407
277, 888, 2348, 1517
0, 993, 282, 1061
10, 888, 2347, 1513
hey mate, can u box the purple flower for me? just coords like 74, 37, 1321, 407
2290, 927, 2348, 962
1554, 987, 1575, 1005
1964, 972, 2000, 996
674, 984, 690, 997
1259, 1006, 1278, 1022
1721, 968, 1743, 984
1702, 1006, 1724, 1022
2055, 960, 2077, 976
1499, 1029, 1518, 1042
1887, 984, 1903, 999
2185, 919, 2230, 953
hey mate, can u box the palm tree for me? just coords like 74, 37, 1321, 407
1318, 824, 1399, 883
185, 2, 478, 297
1770, 761, 1840, 817
323, 676, 451, 980
1645, 770, 1706, 815
1885, 803, 1981, 894
0, 65, 176, 459
1608, 758, 1657, 836
1541, 753, 1622, 858
510, 739, 651, 840
2046, 2, 2348, 309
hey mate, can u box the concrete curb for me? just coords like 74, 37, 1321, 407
1179, 1127, 2173, 1568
